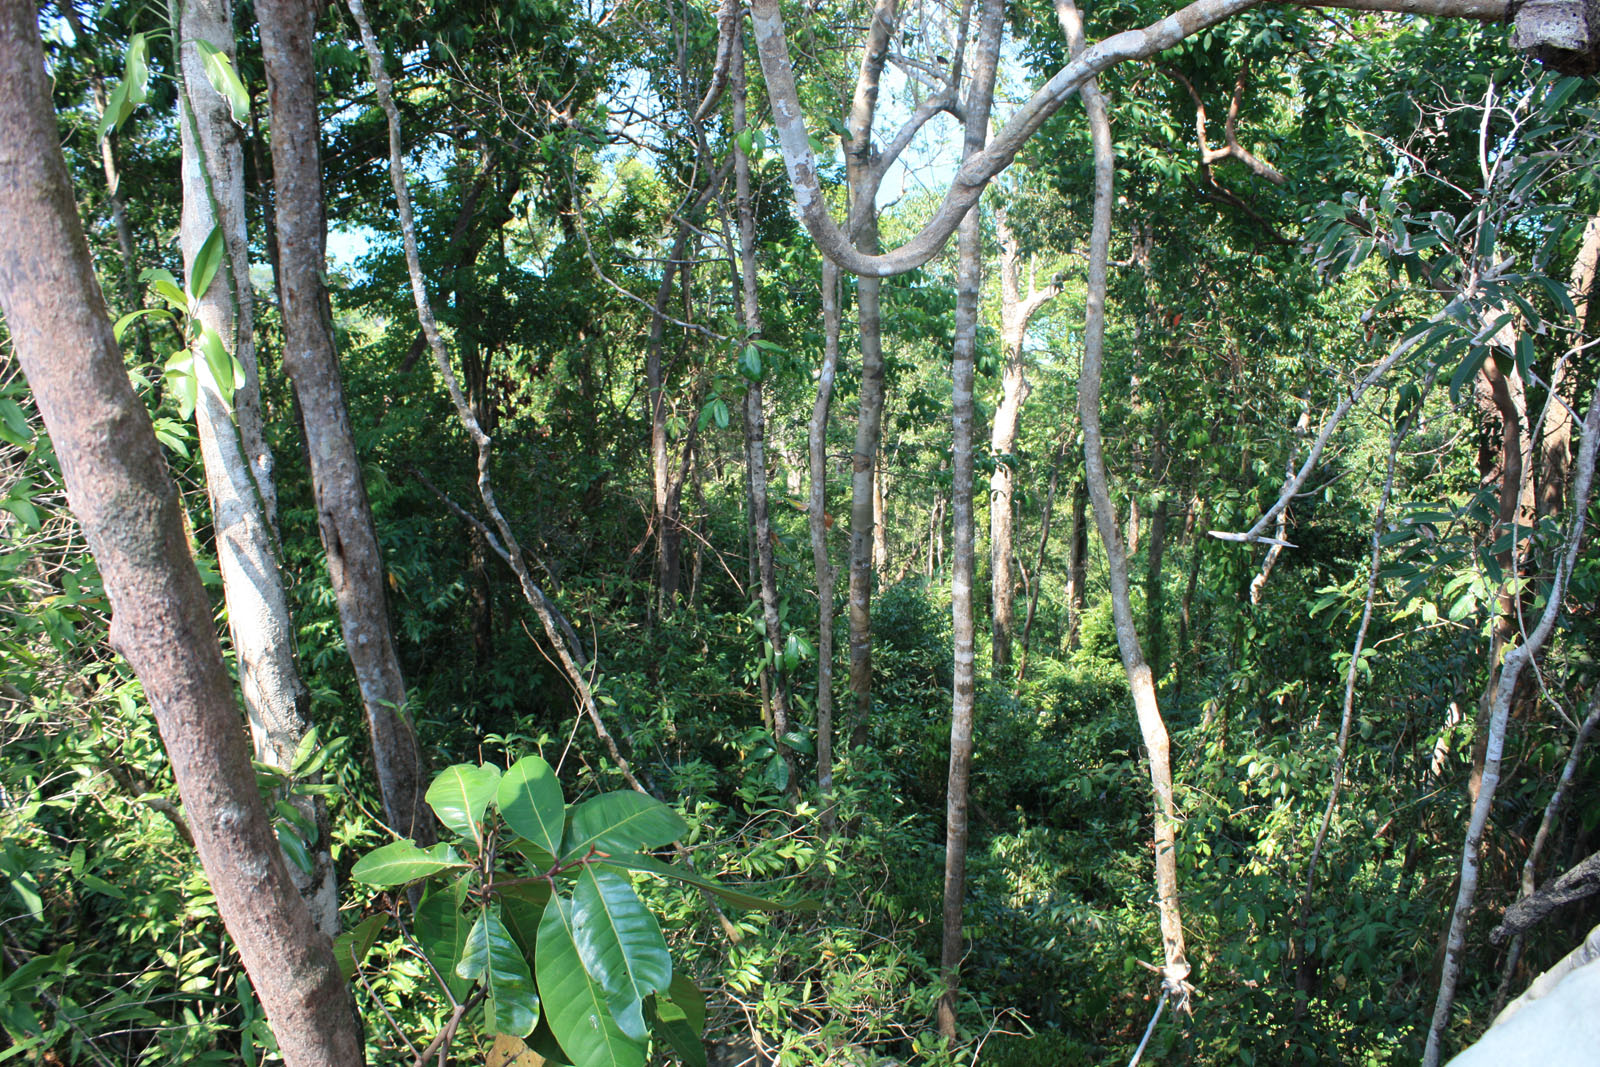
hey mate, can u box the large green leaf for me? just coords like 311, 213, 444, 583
415, 881, 472, 1000
331, 913, 387, 980
457, 904, 539, 1037
536, 896, 646, 1067
596, 853, 817, 912
194, 40, 251, 124
498, 755, 565, 858
350, 840, 465, 886
188, 225, 226, 305
427, 763, 501, 844
571, 867, 671, 1039
563, 792, 686, 859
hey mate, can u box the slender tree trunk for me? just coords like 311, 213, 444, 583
1173, 496, 1203, 701
178, 0, 336, 933
939, 0, 1004, 1037
1539, 214, 1600, 517
989, 207, 1061, 671
1144, 493, 1168, 680
1060, 0, 1191, 1000
813, 259, 841, 828
1424, 379, 1600, 1067
872, 445, 889, 575
730, 35, 795, 788
1064, 477, 1088, 651
0, 7, 361, 1058
848, 229, 886, 750
1018, 436, 1067, 685
256, 0, 431, 843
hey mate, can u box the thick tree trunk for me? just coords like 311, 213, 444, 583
256, 0, 431, 843
731, 36, 795, 789
813, 260, 841, 827
1061, 0, 1192, 1000
939, 0, 1004, 1037
0, 7, 362, 1059
178, 0, 336, 933
1540, 214, 1600, 517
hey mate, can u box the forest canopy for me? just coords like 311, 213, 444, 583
1, 0, 1599, 1063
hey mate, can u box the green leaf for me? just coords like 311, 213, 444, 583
426, 763, 501, 844
563, 792, 687, 858
97, 33, 148, 140
536, 896, 646, 1067
112, 307, 173, 344
349, 839, 466, 886
457, 904, 540, 1038
275, 823, 312, 875
415, 881, 472, 1000
498, 755, 565, 857
736, 344, 763, 382
194, 40, 251, 124
1, 496, 41, 532
331, 913, 388, 980
571, 867, 671, 1040
189, 226, 227, 305
595, 852, 815, 912
198, 328, 237, 407
649, 977, 707, 1064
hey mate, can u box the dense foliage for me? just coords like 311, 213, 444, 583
2, 0, 1599, 1063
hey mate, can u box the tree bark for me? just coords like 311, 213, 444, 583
256, 0, 431, 843
178, 0, 336, 933
1061, 0, 1192, 1001
730, 32, 796, 790
1539, 214, 1600, 518
1424, 376, 1600, 1067
1064, 477, 1088, 652
989, 207, 1061, 671
1017, 435, 1068, 685
812, 258, 841, 828
0, 6, 361, 1059
939, 0, 1004, 1037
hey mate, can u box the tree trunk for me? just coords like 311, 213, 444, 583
1061, 0, 1192, 999
1173, 496, 1203, 701
178, 0, 336, 933
1144, 493, 1168, 681
939, 0, 1005, 1037
1539, 214, 1600, 517
848, 229, 886, 750
1064, 477, 1088, 651
0, 7, 362, 1058
730, 35, 795, 790
989, 207, 1061, 671
812, 259, 842, 828
256, 0, 431, 843
1017, 436, 1067, 685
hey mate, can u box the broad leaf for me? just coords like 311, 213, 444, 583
350, 839, 465, 886
188, 226, 227, 305
415, 882, 472, 1000
427, 763, 501, 844
331, 913, 388, 980
458, 904, 540, 1037
648, 995, 706, 1067
596, 852, 816, 912
571, 866, 671, 1039
536, 896, 646, 1067
498, 755, 565, 857
563, 792, 686, 859
194, 40, 251, 124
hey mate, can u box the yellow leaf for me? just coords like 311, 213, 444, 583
485, 1033, 546, 1067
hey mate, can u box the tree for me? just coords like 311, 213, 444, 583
255, 0, 432, 844
177, 0, 337, 933
0, 3, 361, 1060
